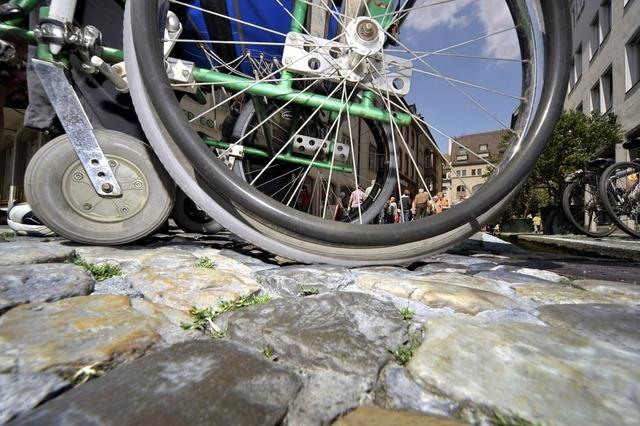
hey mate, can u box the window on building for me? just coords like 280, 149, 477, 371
479, 144, 488, 152
479, 152, 490, 159
471, 169, 476, 176
460, 169, 467, 177
590, 81, 601, 114
575, 45, 583, 81
477, 168, 483, 176
456, 185, 466, 197
625, 31, 640, 91
456, 149, 468, 162
590, 14, 600, 59
600, 66, 613, 113
600, 1, 611, 41
425, 151, 433, 169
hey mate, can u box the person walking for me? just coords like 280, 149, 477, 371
400, 190, 412, 222
413, 188, 429, 219
349, 185, 366, 213
532, 212, 542, 234
387, 196, 398, 223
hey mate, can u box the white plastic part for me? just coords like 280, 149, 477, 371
48, 0, 78, 54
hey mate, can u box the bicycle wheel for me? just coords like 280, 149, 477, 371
562, 177, 616, 237
599, 162, 640, 239
124, 0, 570, 265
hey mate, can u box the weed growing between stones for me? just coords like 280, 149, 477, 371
69, 257, 124, 282
491, 410, 540, 426
181, 294, 272, 335
262, 344, 277, 361
1, 231, 16, 241
389, 338, 420, 365
196, 257, 217, 269
399, 306, 415, 321
300, 285, 319, 296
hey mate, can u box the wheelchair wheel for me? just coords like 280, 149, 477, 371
599, 162, 640, 239
172, 188, 223, 234
24, 130, 174, 245
562, 177, 616, 238
124, 0, 570, 265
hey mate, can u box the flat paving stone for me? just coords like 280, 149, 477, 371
13, 340, 300, 426
513, 284, 619, 305
0, 373, 69, 424
256, 266, 354, 297
408, 316, 640, 425
539, 304, 640, 353
572, 279, 640, 303
0, 295, 176, 376
127, 267, 260, 312
356, 274, 515, 315
223, 292, 406, 376
333, 406, 466, 426
0, 240, 74, 267
0, 264, 94, 314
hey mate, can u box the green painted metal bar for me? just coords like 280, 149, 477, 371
280, 0, 308, 91
203, 137, 353, 173
4, 0, 40, 26
0, 23, 123, 62
367, 0, 395, 29
192, 68, 411, 126
361, 90, 376, 109
36, 8, 54, 62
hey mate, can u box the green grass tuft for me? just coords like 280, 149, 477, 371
399, 306, 415, 321
389, 338, 420, 365
1, 231, 16, 241
491, 410, 540, 426
180, 293, 272, 334
300, 285, 319, 296
69, 257, 123, 282
196, 257, 217, 269
262, 344, 277, 360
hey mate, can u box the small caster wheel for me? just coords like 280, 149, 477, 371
24, 130, 175, 245
171, 188, 223, 234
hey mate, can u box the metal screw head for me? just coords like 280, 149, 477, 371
72, 172, 84, 181
82, 203, 92, 211
101, 183, 114, 193
285, 57, 292, 65
120, 206, 130, 214
133, 180, 144, 189
108, 160, 117, 168
182, 69, 190, 77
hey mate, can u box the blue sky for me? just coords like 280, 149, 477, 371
391, 0, 522, 152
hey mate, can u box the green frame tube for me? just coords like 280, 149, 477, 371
203, 137, 353, 173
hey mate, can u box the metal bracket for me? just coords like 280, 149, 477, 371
293, 134, 351, 163
32, 59, 122, 197
281, 32, 412, 96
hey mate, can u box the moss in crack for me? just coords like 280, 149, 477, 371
69, 257, 124, 282
180, 293, 272, 334
196, 256, 217, 269
389, 337, 420, 366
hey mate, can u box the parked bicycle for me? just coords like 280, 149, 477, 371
598, 137, 640, 239
562, 158, 616, 237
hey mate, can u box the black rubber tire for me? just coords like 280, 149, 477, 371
124, 0, 571, 264
24, 130, 175, 245
598, 161, 640, 239
562, 178, 616, 237
172, 188, 223, 234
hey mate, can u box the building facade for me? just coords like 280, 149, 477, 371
565, 0, 640, 160
442, 130, 503, 204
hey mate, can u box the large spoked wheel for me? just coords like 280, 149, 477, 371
562, 176, 616, 238
124, 0, 570, 265
24, 130, 175, 245
599, 162, 640, 239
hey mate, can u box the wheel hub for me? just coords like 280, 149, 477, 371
62, 154, 150, 223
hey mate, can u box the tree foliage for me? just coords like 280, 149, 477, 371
496, 111, 623, 221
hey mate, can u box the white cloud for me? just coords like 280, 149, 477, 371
403, 0, 520, 60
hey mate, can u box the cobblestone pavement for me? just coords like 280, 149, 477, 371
1, 231, 639, 425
